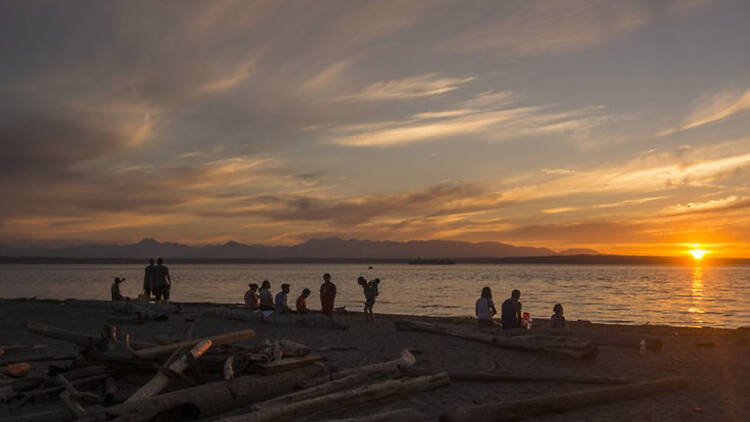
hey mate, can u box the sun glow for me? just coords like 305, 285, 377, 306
689, 247, 708, 260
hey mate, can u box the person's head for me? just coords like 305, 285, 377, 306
511, 289, 521, 300
157, 257, 164, 265
323, 273, 331, 282
357, 276, 367, 286
148, 258, 155, 265
248, 283, 258, 291
481, 286, 492, 299
261, 280, 270, 289
553, 303, 563, 315
302, 288, 311, 297
281, 283, 290, 293
114, 277, 126, 284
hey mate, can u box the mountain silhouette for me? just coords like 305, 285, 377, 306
0, 237, 570, 259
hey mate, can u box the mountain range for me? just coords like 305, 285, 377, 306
0, 237, 599, 260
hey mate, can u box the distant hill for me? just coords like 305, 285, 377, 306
558, 248, 600, 255
0, 237, 557, 260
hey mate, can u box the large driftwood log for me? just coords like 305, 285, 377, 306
315, 409, 427, 422
203, 307, 348, 330
111, 302, 170, 321
217, 373, 449, 422
507, 329, 664, 351
22, 321, 153, 350
393, 320, 597, 360
401, 367, 630, 385
126, 339, 213, 402
132, 329, 253, 359
66, 299, 180, 314
440, 376, 689, 422
299, 349, 416, 390
0, 365, 328, 422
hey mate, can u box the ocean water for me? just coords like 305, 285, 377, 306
1, 263, 749, 328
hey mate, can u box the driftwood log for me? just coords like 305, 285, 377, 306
439, 376, 689, 422
132, 329, 253, 359
393, 320, 597, 360
22, 321, 153, 350
203, 307, 348, 330
300, 349, 416, 389
506, 329, 664, 351
401, 367, 630, 385
111, 302, 169, 321
126, 339, 213, 402
217, 373, 449, 422
315, 409, 428, 422
0, 364, 328, 422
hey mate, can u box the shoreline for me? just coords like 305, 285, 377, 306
1, 298, 749, 421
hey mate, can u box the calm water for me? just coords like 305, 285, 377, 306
1, 264, 749, 328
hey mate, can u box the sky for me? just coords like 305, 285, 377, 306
1, 0, 750, 257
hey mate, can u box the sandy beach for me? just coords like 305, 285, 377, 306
1, 298, 749, 422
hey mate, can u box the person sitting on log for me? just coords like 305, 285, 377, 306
501, 289, 522, 329
550, 303, 566, 328
475, 286, 497, 327
111, 277, 126, 301
296, 288, 311, 314
259, 280, 275, 311
275, 283, 291, 313
245, 283, 260, 310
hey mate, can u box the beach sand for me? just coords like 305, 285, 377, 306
1, 298, 749, 421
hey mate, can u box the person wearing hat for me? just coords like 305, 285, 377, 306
111, 277, 126, 301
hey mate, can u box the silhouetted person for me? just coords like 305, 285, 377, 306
245, 283, 259, 310
550, 303, 566, 328
143, 259, 155, 298
151, 258, 171, 302
320, 273, 336, 318
475, 286, 497, 327
362, 278, 380, 322
501, 289, 522, 329
111, 277, 126, 301
275, 283, 291, 314
296, 288, 311, 314
259, 280, 274, 311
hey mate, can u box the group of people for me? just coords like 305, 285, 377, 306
110, 258, 172, 302
475, 287, 566, 329
242, 273, 380, 320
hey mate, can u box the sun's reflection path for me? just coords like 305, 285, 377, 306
688, 266, 704, 326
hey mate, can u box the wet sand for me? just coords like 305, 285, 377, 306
1, 298, 749, 421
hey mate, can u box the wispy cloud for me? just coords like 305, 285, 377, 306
661, 87, 750, 135
339, 73, 474, 101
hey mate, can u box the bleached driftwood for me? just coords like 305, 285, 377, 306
401, 367, 630, 385
203, 307, 348, 330
0, 365, 329, 422
132, 329, 253, 359
393, 320, 597, 361
439, 377, 689, 422
22, 321, 153, 350
299, 349, 416, 390
126, 339, 213, 402
217, 373, 449, 422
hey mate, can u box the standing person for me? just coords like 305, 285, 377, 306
244, 283, 259, 310
111, 277, 126, 301
142, 259, 155, 300
363, 278, 380, 322
319, 273, 337, 318
296, 288, 311, 314
258, 280, 274, 311
275, 283, 291, 314
151, 258, 171, 303
501, 289, 522, 329
475, 286, 497, 327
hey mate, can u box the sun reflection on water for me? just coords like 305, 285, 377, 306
688, 266, 704, 326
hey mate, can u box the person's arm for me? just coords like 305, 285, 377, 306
490, 299, 497, 315
166, 268, 171, 286
515, 302, 522, 326
475, 300, 480, 317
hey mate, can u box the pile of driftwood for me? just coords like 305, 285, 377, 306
1, 314, 446, 422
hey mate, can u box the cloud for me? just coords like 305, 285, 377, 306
443, 0, 705, 55
339, 73, 475, 101
661, 87, 750, 135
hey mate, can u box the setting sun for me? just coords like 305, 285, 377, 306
690, 248, 708, 260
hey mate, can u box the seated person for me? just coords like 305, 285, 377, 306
258, 280, 274, 311
111, 277, 126, 301
475, 286, 497, 327
274, 283, 291, 313
296, 288, 311, 314
500, 289, 522, 329
550, 303, 566, 328
244, 283, 260, 310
